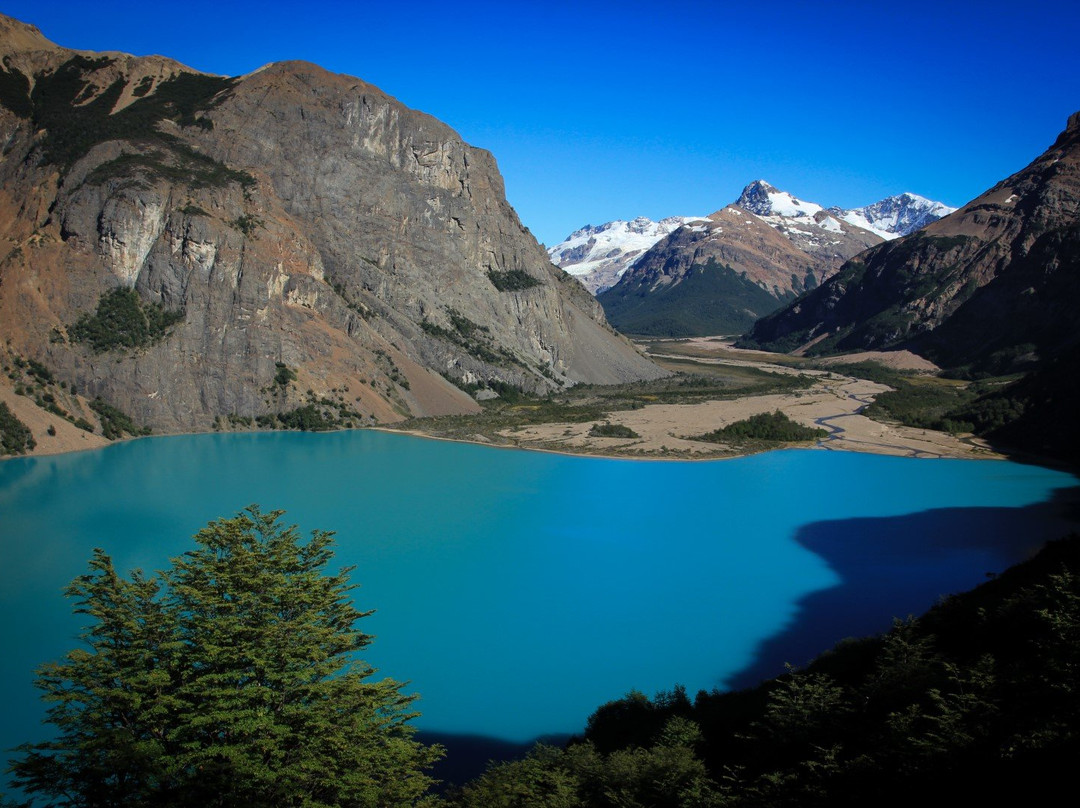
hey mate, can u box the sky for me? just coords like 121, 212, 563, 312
3, 0, 1078, 246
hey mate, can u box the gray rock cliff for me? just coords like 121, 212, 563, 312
0, 16, 663, 434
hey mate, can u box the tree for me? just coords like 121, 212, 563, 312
8, 506, 442, 807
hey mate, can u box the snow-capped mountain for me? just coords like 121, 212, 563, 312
552, 182, 956, 301
835, 193, 958, 240
733, 180, 883, 263
547, 215, 707, 294
596, 180, 952, 338
736, 180, 829, 219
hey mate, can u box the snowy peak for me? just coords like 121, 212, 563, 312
836, 193, 957, 240
732, 180, 873, 261
736, 180, 824, 219
548, 215, 707, 294
551, 184, 956, 297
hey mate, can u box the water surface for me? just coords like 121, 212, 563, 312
1, 431, 1075, 754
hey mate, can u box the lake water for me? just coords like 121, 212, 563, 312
1, 430, 1077, 757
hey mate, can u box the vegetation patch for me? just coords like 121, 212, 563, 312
0, 401, 36, 455
487, 268, 542, 292
179, 202, 210, 217
89, 397, 150, 440
87, 144, 255, 191
421, 308, 518, 366
835, 361, 1007, 435
230, 213, 263, 236
589, 422, 639, 439
696, 410, 827, 444
273, 362, 297, 389
600, 258, 792, 337
69, 287, 185, 353
25, 56, 238, 170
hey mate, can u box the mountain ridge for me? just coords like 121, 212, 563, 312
550, 184, 954, 299
591, 182, 953, 337
746, 111, 1080, 374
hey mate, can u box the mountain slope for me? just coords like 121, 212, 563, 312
597, 207, 821, 336
838, 192, 957, 240
547, 216, 707, 294
746, 111, 1080, 376
0, 15, 663, 438
598, 183, 889, 337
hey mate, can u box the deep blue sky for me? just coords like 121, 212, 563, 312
4, 1, 1078, 245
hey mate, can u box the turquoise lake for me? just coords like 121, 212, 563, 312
1, 430, 1077, 758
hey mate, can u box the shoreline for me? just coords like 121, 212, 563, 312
3, 341, 1068, 471
0, 416, 1012, 468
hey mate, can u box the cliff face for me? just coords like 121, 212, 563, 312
748, 113, 1080, 375
0, 16, 662, 435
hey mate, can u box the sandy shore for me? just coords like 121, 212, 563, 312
493, 371, 996, 460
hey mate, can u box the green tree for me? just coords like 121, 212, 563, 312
8, 506, 442, 807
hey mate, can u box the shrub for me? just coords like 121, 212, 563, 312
89, 397, 150, 440
487, 268, 542, 292
69, 288, 185, 353
0, 401, 35, 454
590, 422, 640, 439
696, 411, 827, 443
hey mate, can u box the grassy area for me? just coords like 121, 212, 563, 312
832, 360, 1017, 434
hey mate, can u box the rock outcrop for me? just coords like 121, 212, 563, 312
747, 112, 1080, 376
0, 15, 663, 436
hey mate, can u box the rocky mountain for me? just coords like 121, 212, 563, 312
746, 111, 1080, 378
837, 193, 957, 240
596, 182, 896, 336
596, 206, 823, 336
734, 180, 886, 263
0, 15, 663, 441
546, 216, 707, 294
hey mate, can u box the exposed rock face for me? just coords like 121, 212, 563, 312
747, 112, 1080, 375
0, 16, 662, 434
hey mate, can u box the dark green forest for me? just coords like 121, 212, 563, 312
446, 535, 1080, 807
599, 259, 792, 337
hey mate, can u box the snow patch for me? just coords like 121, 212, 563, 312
548, 214, 706, 292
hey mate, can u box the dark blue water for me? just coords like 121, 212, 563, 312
1, 431, 1076, 756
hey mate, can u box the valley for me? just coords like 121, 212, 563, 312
2, 5, 1079, 805
386, 338, 996, 461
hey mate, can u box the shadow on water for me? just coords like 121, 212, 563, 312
418, 731, 573, 789
723, 485, 1080, 692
